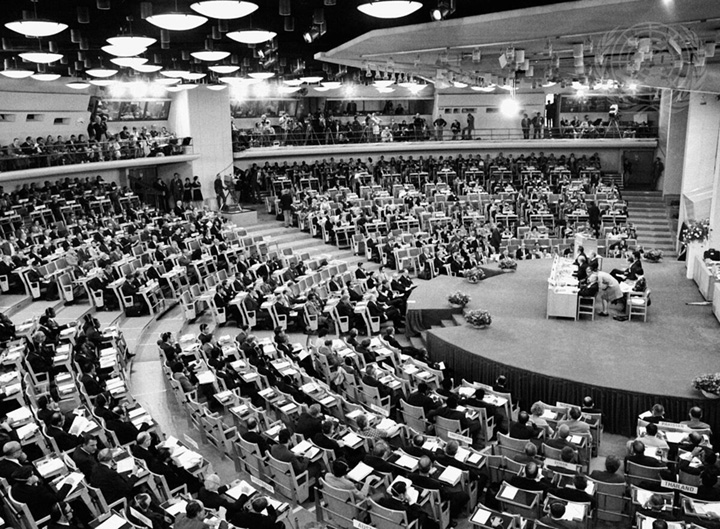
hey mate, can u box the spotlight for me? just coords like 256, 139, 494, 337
500, 98, 520, 117
303, 27, 321, 44
431, 0, 455, 21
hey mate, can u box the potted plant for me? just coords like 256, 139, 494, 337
499, 256, 518, 271
643, 249, 663, 263
465, 267, 485, 284
683, 218, 711, 279
465, 309, 492, 328
692, 373, 720, 399
448, 291, 470, 307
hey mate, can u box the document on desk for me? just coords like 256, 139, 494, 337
165, 499, 188, 516
116, 458, 135, 475
694, 503, 720, 516
395, 454, 419, 471
96, 514, 127, 529
37, 457, 65, 478
471, 508, 492, 525
562, 502, 585, 520
438, 465, 462, 486
499, 485, 519, 500
226, 480, 256, 500
57, 471, 84, 495
454, 447, 470, 463
342, 432, 363, 448
347, 462, 374, 482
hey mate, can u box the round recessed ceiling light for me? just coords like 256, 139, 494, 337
107, 35, 157, 48
191, 50, 230, 62
89, 79, 117, 86
102, 44, 148, 57
160, 69, 191, 78
1, 68, 34, 79
227, 29, 276, 45
248, 71, 274, 80
110, 57, 149, 68
357, 1, 422, 19
155, 78, 182, 85
183, 72, 207, 80
190, 1, 258, 19
209, 65, 239, 74
206, 84, 228, 90
5, 20, 67, 38
86, 68, 118, 78
146, 13, 208, 31
31, 73, 61, 81
132, 64, 163, 73
66, 81, 91, 89
299, 75, 323, 83
19, 52, 63, 64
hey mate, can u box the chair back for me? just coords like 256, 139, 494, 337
497, 432, 530, 458
266, 452, 310, 503
368, 498, 417, 529
435, 416, 467, 443
626, 461, 668, 487
400, 399, 428, 434
589, 478, 629, 523
319, 478, 364, 529
236, 436, 267, 480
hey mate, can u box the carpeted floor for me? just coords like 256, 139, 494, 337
410, 258, 720, 399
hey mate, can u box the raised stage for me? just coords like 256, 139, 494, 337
406, 260, 720, 437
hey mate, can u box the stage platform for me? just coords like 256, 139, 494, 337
406, 259, 720, 436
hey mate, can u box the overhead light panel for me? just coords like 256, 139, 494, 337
19, 52, 63, 64
299, 75, 323, 83
89, 79, 116, 86
132, 64, 163, 73
183, 72, 206, 80
107, 35, 156, 49
227, 29, 276, 44
248, 71, 274, 79
357, 0, 422, 19
209, 64, 239, 73
155, 77, 181, 85
147, 10, 207, 31
31, 73, 60, 81
102, 44, 148, 57
190, 1, 258, 19
191, 50, 230, 61
66, 80, 91, 89
86, 67, 118, 78
5, 20, 67, 38
110, 57, 148, 68
206, 83, 227, 90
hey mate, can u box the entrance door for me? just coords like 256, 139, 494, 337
622, 150, 654, 189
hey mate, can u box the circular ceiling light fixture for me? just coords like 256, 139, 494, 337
191, 50, 230, 61
89, 79, 117, 86
147, 12, 207, 31
206, 83, 228, 90
209, 64, 239, 74
190, 1, 258, 19
165, 85, 184, 92
357, 0, 422, 19
283, 78, 304, 86
321, 81, 341, 89
132, 64, 163, 73
248, 71, 274, 79
19, 52, 63, 64
183, 72, 207, 80
161, 69, 191, 78
102, 44, 148, 57
227, 29, 276, 44
66, 80, 91, 89
5, 20, 68, 38
373, 79, 394, 88
1, 67, 34, 79
155, 78, 181, 85
31, 73, 61, 81
299, 75, 323, 83
110, 57, 148, 68
107, 35, 156, 49
86, 68, 119, 78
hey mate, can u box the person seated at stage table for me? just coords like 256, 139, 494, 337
610, 250, 644, 283
589, 454, 625, 483
509, 411, 542, 440
557, 407, 591, 435
681, 407, 712, 431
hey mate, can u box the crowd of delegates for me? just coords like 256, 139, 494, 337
0, 120, 185, 172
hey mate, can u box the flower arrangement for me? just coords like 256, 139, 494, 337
448, 291, 471, 307
465, 267, 486, 283
499, 256, 518, 270
683, 219, 710, 243
465, 309, 492, 328
692, 373, 720, 395
643, 249, 663, 263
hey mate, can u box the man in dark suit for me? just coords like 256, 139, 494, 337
551, 474, 596, 509
509, 462, 551, 495
406, 382, 441, 415
269, 429, 320, 481
626, 440, 663, 470
229, 495, 283, 529
295, 404, 323, 440
545, 424, 575, 451
0, 441, 29, 483
403, 434, 433, 459
378, 481, 436, 529
431, 395, 482, 444
241, 418, 270, 455
433, 441, 486, 485
363, 441, 395, 474
198, 473, 247, 515
71, 435, 99, 478
46, 412, 82, 452
509, 411, 541, 440
11, 466, 74, 522
408, 456, 469, 518
105, 407, 143, 446
90, 449, 136, 505
539, 502, 581, 529
589, 455, 625, 483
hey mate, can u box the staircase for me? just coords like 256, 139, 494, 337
623, 190, 677, 255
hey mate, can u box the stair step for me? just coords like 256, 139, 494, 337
452, 313, 466, 326
439, 319, 456, 328
409, 336, 425, 350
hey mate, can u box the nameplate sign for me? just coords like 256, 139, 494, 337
250, 475, 275, 493
545, 458, 578, 471
353, 520, 374, 529
658, 421, 687, 430
183, 434, 199, 450
660, 480, 698, 494
370, 404, 390, 417
448, 431, 473, 445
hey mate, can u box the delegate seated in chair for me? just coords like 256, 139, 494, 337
377, 480, 438, 529
270, 428, 321, 482
429, 395, 482, 446
10, 466, 75, 523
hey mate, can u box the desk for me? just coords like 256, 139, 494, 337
139, 280, 165, 315
693, 257, 720, 301
547, 256, 579, 319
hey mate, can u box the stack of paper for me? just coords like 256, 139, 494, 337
347, 462, 373, 482
395, 454, 419, 471
7, 407, 32, 426
342, 432, 363, 448
225, 480, 256, 500
438, 465, 462, 486
471, 508, 492, 525
37, 457, 65, 478
16, 423, 38, 440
